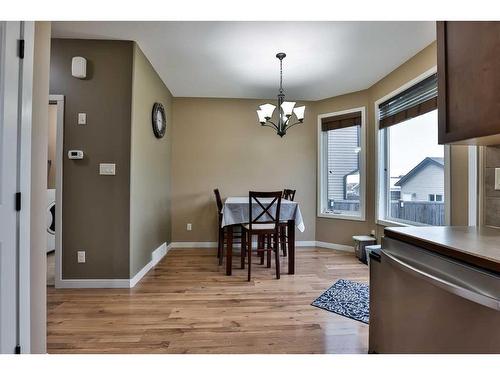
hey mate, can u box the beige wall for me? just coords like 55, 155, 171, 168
129, 44, 173, 276
50, 39, 134, 279
31, 21, 51, 354
314, 42, 469, 245
171, 98, 315, 242
170, 41, 470, 246
313, 90, 374, 245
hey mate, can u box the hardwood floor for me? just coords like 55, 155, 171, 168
47, 247, 369, 354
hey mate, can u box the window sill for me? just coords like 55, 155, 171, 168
318, 212, 366, 222
376, 218, 432, 227
376, 219, 410, 228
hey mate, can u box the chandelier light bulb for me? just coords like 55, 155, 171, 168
293, 106, 306, 121
259, 103, 276, 120
256, 110, 266, 124
281, 101, 296, 117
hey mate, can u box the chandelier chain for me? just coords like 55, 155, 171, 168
279, 58, 283, 94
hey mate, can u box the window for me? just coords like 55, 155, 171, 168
428, 194, 443, 202
318, 108, 366, 220
377, 73, 448, 226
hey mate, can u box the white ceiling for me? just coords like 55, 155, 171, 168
51, 21, 436, 101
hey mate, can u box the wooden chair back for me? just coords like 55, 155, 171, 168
283, 189, 296, 201
214, 189, 223, 223
248, 191, 282, 231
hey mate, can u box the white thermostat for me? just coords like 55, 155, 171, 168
71, 56, 87, 79
68, 150, 84, 160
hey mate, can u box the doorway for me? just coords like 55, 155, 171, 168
46, 96, 64, 288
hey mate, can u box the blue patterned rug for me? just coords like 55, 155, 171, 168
311, 279, 369, 324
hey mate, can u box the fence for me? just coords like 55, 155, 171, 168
389, 201, 445, 225
330, 200, 445, 226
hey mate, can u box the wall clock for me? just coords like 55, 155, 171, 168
152, 102, 167, 138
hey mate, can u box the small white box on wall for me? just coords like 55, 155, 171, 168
71, 56, 87, 79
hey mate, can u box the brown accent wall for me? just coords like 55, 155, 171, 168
171, 98, 315, 242
50, 39, 133, 279
129, 44, 173, 276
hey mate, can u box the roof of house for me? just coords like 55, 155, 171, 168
395, 157, 444, 187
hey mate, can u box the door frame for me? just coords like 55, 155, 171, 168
49, 95, 64, 288
18, 20, 35, 355
0, 20, 34, 354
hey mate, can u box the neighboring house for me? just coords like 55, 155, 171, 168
327, 126, 360, 203
390, 176, 402, 201
395, 157, 444, 201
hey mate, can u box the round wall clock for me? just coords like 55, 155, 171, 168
152, 102, 167, 138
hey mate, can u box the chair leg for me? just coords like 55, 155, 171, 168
241, 231, 247, 269
247, 235, 252, 282
266, 249, 271, 268
281, 226, 287, 257
259, 235, 265, 265
274, 233, 280, 279
217, 227, 221, 259
218, 227, 224, 266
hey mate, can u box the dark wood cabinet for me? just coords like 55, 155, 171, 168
437, 21, 500, 145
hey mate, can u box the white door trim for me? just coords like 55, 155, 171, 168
49, 95, 65, 289
18, 20, 35, 355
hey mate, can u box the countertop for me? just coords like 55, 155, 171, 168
384, 226, 500, 274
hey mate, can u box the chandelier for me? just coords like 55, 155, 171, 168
256, 53, 305, 137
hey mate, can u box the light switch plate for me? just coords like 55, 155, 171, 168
187, 223, 192, 231
495, 168, 500, 190
77, 251, 86, 263
78, 113, 87, 125
99, 163, 116, 176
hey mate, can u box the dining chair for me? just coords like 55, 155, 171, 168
279, 189, 296, 256
214, 189, 244, 266
241, 191, 282, 281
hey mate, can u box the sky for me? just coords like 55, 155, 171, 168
388, 110, 443, 177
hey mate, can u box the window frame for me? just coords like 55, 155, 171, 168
317, 106, 366, 221
375, 67, 451, 227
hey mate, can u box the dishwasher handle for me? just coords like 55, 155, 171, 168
381, 249, 500, 311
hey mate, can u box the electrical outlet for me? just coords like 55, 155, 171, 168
187, 223, 192, 231
77, 250, 86, 263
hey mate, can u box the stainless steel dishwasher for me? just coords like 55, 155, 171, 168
369, 237, 500, 354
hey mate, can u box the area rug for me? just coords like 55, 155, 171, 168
311, 279, 369, 324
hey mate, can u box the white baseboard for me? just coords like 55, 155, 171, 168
170, 241, 218, 248
56, 278, 131, 289
57, 242, 171, 289
169, 240, 351, 251
129, 242, 169, 288
56, 240, 353, 289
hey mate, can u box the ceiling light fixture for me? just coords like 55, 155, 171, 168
256, 53, 305, 137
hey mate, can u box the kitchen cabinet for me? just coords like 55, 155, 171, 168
437, 21, 500, 145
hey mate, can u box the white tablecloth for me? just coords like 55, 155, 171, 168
221, 197, 305, 232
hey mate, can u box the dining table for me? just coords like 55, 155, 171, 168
220, 196, 305, 276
